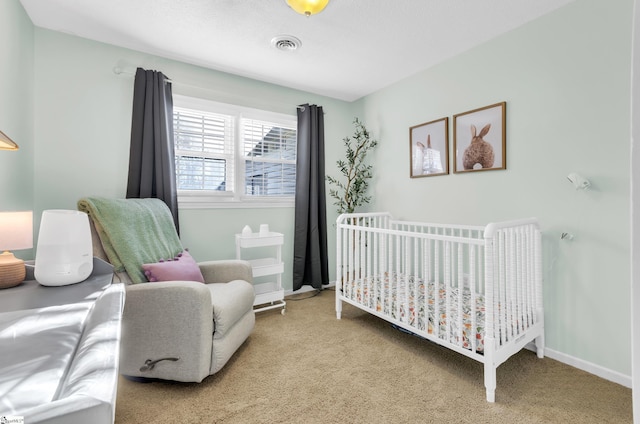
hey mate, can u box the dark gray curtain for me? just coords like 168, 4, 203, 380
292, 104, 329, 291
126, 67, 180, 234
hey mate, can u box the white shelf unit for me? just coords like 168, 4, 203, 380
235, 231, 286, 314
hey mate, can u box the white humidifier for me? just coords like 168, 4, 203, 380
35, 210, 93, 286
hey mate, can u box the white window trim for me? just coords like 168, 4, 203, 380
173, 95, 297, 209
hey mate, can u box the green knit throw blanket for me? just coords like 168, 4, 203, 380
78, 197, 183, 284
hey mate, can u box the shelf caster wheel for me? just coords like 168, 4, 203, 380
281, 308, 286, 315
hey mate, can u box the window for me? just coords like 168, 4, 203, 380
173, 95, 297, 208
243, 119, 297, 196
174, 108, 234, 192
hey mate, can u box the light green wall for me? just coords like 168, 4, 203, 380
358, 0, 632, 376
0, 0, 35, 260
31, 28, 355, 292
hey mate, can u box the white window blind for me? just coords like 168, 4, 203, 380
174, 107, 235, 192
242, 118, 297, 197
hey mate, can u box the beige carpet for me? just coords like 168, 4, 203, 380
115, 289, 632, 423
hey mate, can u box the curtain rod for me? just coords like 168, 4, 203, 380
113, 67, 173, 84
297, 105, 326, 114
114, 66, 322, 113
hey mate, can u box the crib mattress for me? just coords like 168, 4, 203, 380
344, 273, 486, 352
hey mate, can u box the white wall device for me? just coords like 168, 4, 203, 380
35, 210, 93, 286
567, 172, 591, 190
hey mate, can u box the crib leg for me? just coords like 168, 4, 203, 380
486, 389, 495, 403
484, 338, 496, 403
535, 333, 545, 359
336, 296, 342, 320
484, 363, 496, 403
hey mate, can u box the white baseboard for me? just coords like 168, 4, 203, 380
525, 343, 631, 388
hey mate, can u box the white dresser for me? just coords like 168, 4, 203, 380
0, 258, 124, 424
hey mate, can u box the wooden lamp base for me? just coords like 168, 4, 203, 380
0, 250, 26, 289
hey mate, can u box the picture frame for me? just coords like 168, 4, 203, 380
453, 102, 506, 173
409, 117, 449, 178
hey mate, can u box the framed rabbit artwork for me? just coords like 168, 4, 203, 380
453, 102, 506, 173
409, 117, 449, 178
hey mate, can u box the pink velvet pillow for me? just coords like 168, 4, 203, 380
141, 250, 205, 283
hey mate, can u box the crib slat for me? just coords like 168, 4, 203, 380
434, 240, 440, 339
403, 235, 409, 325
421, 238, 427, 333
366, 222, 371, 308
347, 220, 353, 300
359, 221, 364, 304
394, 233, 399, 320
445, 241, 451, 344
508, 230, 513, 341
517, 227, 525, 333
470, 245, 477, 353
520, 227, 526, 329
424, 238, 431, 335
342, 224, 348, 299
485, 234, 495, 342
456, 242, 463, 348
507, 231, 513, 343
498, 232, 507, 345
416, 236, 422, 328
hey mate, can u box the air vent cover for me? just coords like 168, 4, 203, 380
271, 35, 302, 51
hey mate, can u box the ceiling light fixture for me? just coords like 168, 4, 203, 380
286, 0, 330, 16
0, 130, 18, 151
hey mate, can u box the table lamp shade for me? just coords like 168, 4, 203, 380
0, 211, 33, 251
0, 211, 33, 289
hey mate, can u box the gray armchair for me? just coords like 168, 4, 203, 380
78, 197, 255, 382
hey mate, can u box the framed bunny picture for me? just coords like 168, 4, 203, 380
453, 102, 506, 173
409, 117, 449, 178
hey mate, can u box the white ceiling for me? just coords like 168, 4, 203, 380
20, 0, 576, 102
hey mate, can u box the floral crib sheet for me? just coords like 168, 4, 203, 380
345, 273, 487, 352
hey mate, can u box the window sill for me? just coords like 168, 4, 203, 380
178, 195, 295, 209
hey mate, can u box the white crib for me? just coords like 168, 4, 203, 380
335, 212, 544, 402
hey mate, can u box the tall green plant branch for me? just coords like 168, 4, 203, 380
327, 118, 378, 214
